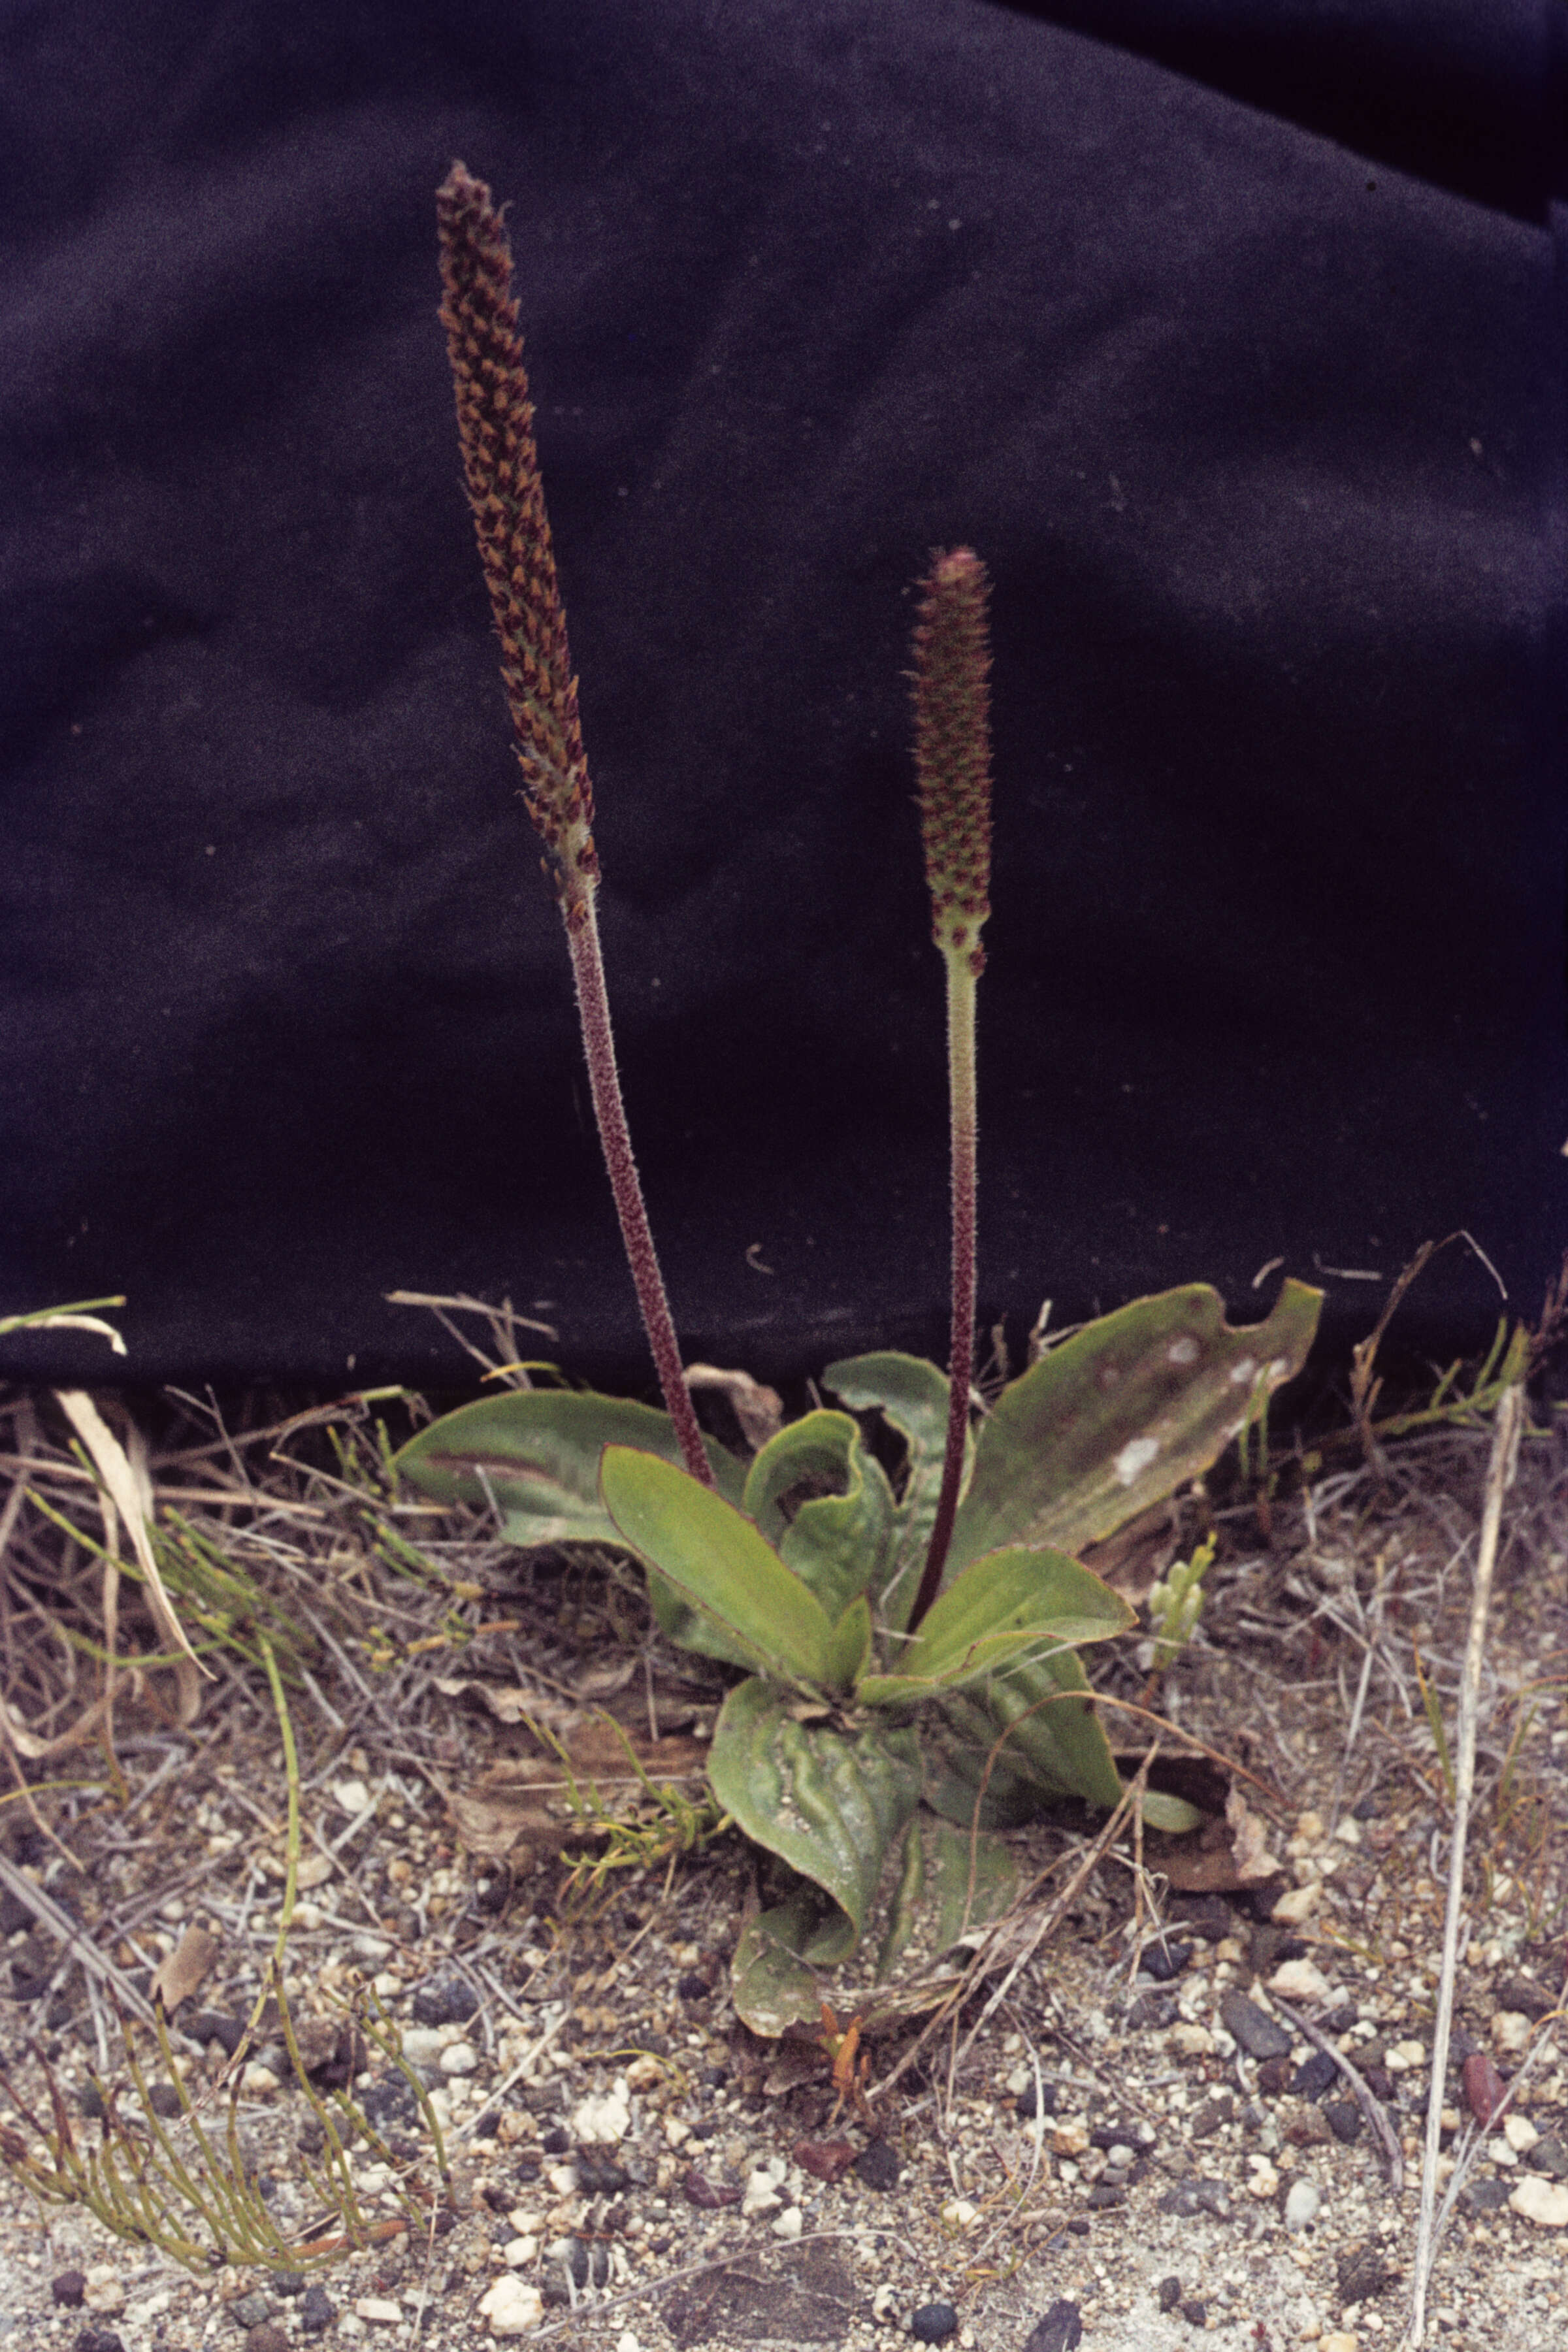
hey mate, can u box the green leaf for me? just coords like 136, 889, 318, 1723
600, 1449, 838, 1691
742, 1410, 898, 1625
823, 1352, 963, 1631
858, 1544, 1133, 1703
393, 1390, 746, 1546
925, 1646, 1125, 1827
708, 1676, 923, 1956
948, 1280, 1322, 1573
824, 1595, 874, 1692
1139, 1788, 1204, 1834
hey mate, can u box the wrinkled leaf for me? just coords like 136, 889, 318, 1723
600, 1449, 838, 1691
709, 1676, 923, 1958
876, 1813, 1018, 1980
948, 1281, 1322, 1573
731, 1886, 846, 2038
857, 1544, 1132, 1704
742, 1409, 898, 1625
823, 1352, 962, 1631
393, 1389, 746, 1543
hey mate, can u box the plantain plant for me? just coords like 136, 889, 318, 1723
398, 166, 1322, 2033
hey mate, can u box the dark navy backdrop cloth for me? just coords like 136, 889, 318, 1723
2, 1, 1563, 1392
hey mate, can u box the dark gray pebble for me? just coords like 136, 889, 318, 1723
146, 2080, 184, 2117
51, 2271, 86, 2307
1181, 2300, 1208, 2328
1220, 1991, 1292, 2059
911, 2301, 958, 2343
677, 1970, 711, 2001
540, 2123, 571, 2154
1324, 2100, 1363, 2144
231, 2293, 272, 2328
1156, 2276, 1182, 2312
1022, 2296, 1084, 2352
1462, 2178, 1511, 2213
70, 2332, 126, 2352
1528, 2134, 1568, 2179
1141, 1937, 1192, 1982
1013, 2080, 1057, 2119
854, 2139, 900, 2191
1086, 2184, 1124, 2208
1168, 1895, 1233, 1942
187, 2008, 248, 2057
299, 2283, 335, 2336
411, 1973, 479, 2027
1291, 2051, 1339, 2100
244, 2328, 290, 2352
269, 2273, 306, 2297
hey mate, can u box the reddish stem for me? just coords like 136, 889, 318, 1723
564, 893, 713, 1486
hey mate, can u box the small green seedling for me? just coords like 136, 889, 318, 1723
1145, 1534, 1217, 1672
399, 167, 1322, 2033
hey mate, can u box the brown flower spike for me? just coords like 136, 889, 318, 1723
437, 161, 597, 923
436, 164, 711, 1486
907, 549, 995, 1626
912, 547, 992, 975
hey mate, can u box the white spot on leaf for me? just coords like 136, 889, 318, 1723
1227, 1357, 1256, 1386
1166, 1336, 1200, 1365
1114, 1436, 1160, 1484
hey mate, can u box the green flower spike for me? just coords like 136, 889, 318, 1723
907, 548, 994, 1627
436, 163, 711, 1485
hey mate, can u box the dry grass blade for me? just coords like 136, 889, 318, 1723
1401, 1377, 1527, 2349
54, 1392, 207, 1721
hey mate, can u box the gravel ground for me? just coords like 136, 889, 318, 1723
1, 1400, 1565, 2352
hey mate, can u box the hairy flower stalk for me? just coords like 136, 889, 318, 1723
436, 163, 711, 1485
906, 549, 993, 1629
